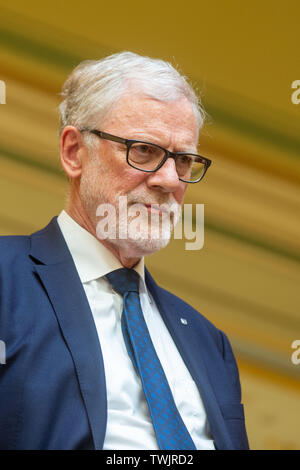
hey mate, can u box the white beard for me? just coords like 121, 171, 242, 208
96, 188, 182, 257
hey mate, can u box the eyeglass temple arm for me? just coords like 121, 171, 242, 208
80, 128, 127, 145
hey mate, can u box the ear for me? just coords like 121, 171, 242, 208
60, 126, 87, 179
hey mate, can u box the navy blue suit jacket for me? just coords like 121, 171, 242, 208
0, 217, 249, 450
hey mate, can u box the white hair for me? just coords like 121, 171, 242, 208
59, 51, 206, 149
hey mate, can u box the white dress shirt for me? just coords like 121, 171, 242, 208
57, 210, 215, 450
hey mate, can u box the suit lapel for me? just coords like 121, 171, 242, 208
145, 269, 234, 450
30, 217, 107, 450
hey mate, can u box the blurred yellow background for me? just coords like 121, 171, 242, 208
0, 0, 299, 450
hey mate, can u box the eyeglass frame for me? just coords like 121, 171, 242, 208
79, 128, 212, 183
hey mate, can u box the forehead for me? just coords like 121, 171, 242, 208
100, 93, 199, 147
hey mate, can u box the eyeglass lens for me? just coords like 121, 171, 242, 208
128, 142, 205, 182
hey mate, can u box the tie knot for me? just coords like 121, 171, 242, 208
106, 268, 140, 296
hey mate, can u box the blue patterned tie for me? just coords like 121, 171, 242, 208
106, 268, 196, 450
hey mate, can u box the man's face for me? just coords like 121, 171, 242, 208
79, 93, 199, 257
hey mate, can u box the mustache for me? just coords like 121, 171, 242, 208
126, 194, 181, 214
128, 200, 181, 217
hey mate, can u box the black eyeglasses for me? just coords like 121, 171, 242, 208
80, 128, 212, 183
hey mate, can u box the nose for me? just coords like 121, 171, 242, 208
146, 157, 181, 193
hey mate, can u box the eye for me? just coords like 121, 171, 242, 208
177, 155, 193, 166
135, 144, 155, 154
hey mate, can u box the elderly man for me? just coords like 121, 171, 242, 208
0, 52, 249, 450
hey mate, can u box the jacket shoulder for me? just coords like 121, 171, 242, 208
0, 235, 30, 262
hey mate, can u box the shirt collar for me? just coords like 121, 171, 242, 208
57, 210, 145, 284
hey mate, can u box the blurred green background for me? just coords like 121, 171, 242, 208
0, 0, 299, 449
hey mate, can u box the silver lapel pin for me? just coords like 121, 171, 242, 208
180, 318, 188, 325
